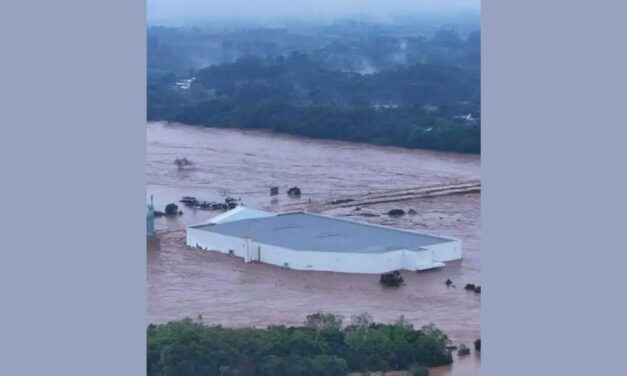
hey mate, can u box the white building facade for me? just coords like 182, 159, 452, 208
186, 207, 461, 274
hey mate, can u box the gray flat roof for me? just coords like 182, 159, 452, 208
190, 212, 455, 254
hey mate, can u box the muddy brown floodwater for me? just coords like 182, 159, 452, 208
147, 121, 481, 375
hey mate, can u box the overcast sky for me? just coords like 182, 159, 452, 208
147, 0, 480, 25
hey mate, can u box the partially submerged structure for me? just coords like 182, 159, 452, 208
186, 207, 461, 274
147, 196, 156, 235
380, 270, 405, 286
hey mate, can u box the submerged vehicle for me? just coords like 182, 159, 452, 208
380, 271, 404, 287
212, 202, 228, 210
180, 196, 198, 206
225, 197, 242, 209
193, 201, 218, 210
180, 196, 242, 210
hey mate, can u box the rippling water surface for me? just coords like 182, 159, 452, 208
147, 121, 481, 375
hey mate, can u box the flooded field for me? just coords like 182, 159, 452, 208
147, 121, 481, 375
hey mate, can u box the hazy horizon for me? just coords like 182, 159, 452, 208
147, 0, 480, 27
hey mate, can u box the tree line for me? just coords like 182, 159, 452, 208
147, 313, 452, 375
147, 27, 480, 154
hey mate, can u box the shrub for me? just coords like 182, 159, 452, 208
147, 316, 453, 375
409, 364, 429, 376
164, 203, 179, 215
304, 312, 343, 332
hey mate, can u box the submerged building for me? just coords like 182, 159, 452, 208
186, 206, 461, 274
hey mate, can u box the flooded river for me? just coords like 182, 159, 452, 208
147, 121, 481, 375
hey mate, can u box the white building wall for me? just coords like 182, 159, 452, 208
187, 227, 249, 259
402, 249, 436, 269
187, 227, 461, 274
254, 243, 409, 274
268, 246, 406, 273
429, 240, 462, 262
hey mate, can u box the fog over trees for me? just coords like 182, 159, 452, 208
147, 2, 480, 153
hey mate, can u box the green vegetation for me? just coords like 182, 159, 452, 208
409, 364, 429, 376
164, 203, 179, 215
147, 313, 452, 375
148, 25, 480, 154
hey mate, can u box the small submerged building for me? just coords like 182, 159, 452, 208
186, 207, 461, 274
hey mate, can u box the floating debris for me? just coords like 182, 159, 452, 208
225, 197, 240, 209
174, 157, 194, 168
474, 339, 481, 352
287, 186, 302, 197
330, 198, 354, 205
387, 209, 406, 217
457, 344, 471, 356
464, 283, 481, 294
270, 187, 279, 196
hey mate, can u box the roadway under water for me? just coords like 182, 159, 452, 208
147, 121, 481, 375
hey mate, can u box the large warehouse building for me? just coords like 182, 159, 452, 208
186, 207, 461, 274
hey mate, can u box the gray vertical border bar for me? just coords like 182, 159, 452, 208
483, 0, 627, 374
0, 1, 146, 375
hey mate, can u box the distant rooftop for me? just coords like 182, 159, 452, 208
191, 211, 455, 254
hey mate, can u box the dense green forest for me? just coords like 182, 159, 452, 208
147, 313, 452, 376
148, 23, 480, 153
